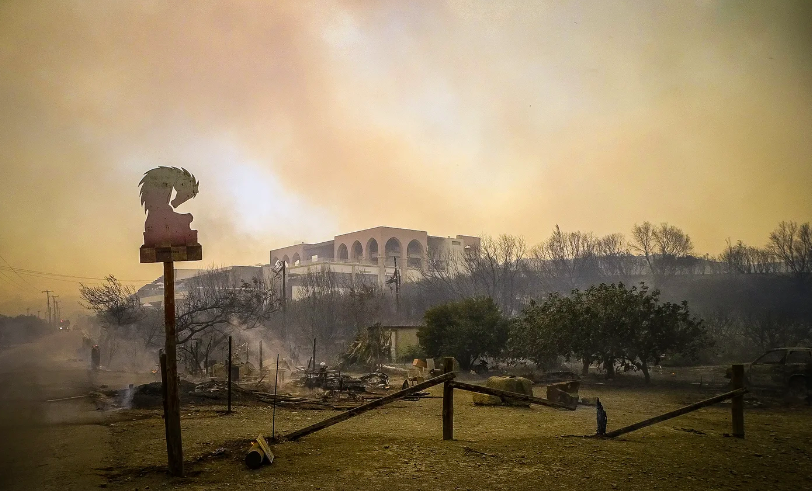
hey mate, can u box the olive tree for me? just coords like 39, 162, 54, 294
418, 297, 509, 371
510, 282, 708, 382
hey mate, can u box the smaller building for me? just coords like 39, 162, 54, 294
387, 325, 422, 361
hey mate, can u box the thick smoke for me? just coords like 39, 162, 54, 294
1, 1, 811, 308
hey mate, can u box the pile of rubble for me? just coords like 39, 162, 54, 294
92, 374, 398, 411
297, 366, 390, 392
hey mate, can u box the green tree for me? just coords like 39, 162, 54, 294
509, 292, 586, 371
618, 284, 708, 382
510, 283, 707, 382
418, 297, 508, 370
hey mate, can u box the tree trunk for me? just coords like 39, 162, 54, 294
581, 358, 590, 376
641, 360, 650, 384
604, 358, 615, 379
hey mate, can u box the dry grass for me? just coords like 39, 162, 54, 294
2, 337, 809, 491
92, 378, 812, 491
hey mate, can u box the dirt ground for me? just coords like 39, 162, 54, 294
2, 334, 812, 490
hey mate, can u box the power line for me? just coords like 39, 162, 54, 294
0, 253, 37, 291
0, 265, 151, 283
0, 266, 25, 288
0, 268, 30, 291
0, 269, 105, 284
1, 273, 102, 285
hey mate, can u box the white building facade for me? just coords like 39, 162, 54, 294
268, 226, 480, 299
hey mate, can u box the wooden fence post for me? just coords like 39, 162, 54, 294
443, 357, 454, 441
731, 364, 745, 438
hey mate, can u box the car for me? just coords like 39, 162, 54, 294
740, 347, 811, 399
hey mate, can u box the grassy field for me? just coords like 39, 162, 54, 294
96, 377, 812, 490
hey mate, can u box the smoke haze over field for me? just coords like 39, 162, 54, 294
1, 1, 811, 313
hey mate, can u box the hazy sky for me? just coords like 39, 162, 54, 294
1, 1, 810, 315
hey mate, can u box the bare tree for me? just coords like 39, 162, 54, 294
342, 280, 384, 332
80, 276, 163, 368
419, 247, 473, 303
740, 312, 812, 352
419, 234, 528, 315
531, 226, 599, 289
721, 239, 779, 274
178, 326, 230, 375
80, 275, 143, 328
595, 233, 642, 278
769, 221, 812, 275
631, 222, 695, 278
175, 267, 279, 344
466, 234, 527, 314
278, 266, 388, 360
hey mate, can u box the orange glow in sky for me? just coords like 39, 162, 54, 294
1, 1, 810, 314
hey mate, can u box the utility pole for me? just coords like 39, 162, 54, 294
41, 290, 52, 327
394, 257, 400, 313
52, 296, 60, 326
281, 260, 286, 341
272, 259, 287, 341
387, 258, 401, 313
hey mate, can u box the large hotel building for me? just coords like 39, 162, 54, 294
269, 226, 480, 299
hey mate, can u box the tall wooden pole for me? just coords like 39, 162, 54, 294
442, 357, 454, 441
163, 261, 183, 476
227, 335, 233, 414
259, 340, 263, 372
41, 290, 52, 327
731, 364, 745, 438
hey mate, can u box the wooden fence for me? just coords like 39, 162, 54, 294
275, 359, 747, 443
601, 363, 747, 438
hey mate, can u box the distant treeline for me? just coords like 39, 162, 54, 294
270, 220, 811, 363
0, 314, 52, 346
80, 220, 811, 369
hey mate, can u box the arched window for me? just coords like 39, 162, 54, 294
337, 243, 349, 261
366, 238, 379, 262
282, 255, 290, 266
385, 237, 402, 267
407, 239, 424, 269
351, 241, 363, 261
292, 253, 301, 266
